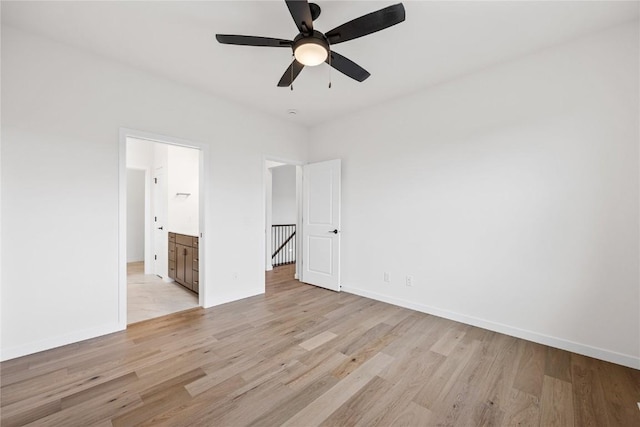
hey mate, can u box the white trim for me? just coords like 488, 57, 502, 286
0, 322, 121, 362
295, 165, 303, 282
265, 167, 273, 272
118, 129, 127, 329
199, 140, 210, 307
210, 289, 265, 307
342, 285, 640, 370
264, 154, 304, 167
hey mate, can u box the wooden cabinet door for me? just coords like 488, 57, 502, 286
176, 244, 186, 284
192, 239, 199, 294
168, 241, 177, 279
184, 246, 194, 289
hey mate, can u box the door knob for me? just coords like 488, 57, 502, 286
158, 226, 163, 230
329, 229, 338, 234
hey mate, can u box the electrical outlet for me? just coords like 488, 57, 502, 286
406, 275, 414, 287
383, 272, 390, 283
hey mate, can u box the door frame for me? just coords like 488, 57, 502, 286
263, 155, 303, 282
118, 128, 209, 328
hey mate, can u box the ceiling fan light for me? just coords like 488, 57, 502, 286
294, 41, 328, 66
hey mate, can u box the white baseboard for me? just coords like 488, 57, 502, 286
0, 322, 123, 362
342, 285, 640, 370
205, 288, 264, 308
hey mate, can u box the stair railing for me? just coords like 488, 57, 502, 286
272, 224, 296, 266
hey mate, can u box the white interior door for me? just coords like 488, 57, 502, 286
301, 159, 341, 291
152, 168, 167, 278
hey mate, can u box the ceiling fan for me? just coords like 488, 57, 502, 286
216, 1, 406, 87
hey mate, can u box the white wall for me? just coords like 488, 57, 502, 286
167, 145, 199, 236
126, 169, 145, 262
308, 23, 640, 369
126, 137, 154, 170
1, 27, 307, 360
271, 164, 297, 225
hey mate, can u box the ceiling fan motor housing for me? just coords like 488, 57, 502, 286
293, 31, 329, 53
309, 3, 322, 21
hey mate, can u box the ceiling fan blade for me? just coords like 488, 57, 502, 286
216, 34, 292, 47
326, 51, 370, 82
285, 0, 313, 35
277, 59, 305, 87
325, 3, 405, 45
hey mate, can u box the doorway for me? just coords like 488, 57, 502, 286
265, 160, 301, 284
264, 158, 342, 292
120, 130, 206, 326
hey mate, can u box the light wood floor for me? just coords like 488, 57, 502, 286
127, 262, 198, 324
2, 264, 639, 426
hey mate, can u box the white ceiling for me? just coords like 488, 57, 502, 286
2, 1, 638, 127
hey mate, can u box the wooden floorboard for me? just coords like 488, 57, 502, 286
1, 263, 639, 426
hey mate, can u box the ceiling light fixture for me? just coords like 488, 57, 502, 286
293, 33, 328, 67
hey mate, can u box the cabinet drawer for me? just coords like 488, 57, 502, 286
168, 261, 176, 279
176, 234, 194, 246
193, 237, 199, 248
169, 247, 176, 261
193, 258, 199, 271
193, 278, 199, 294
169, 232, 176, 242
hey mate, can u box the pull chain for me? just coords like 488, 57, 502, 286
328, 49, 332, 89
290, 53, 294, 91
